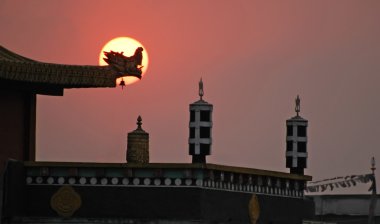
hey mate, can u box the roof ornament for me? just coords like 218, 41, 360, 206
295, 95, 301, 116
371, 157, 376, 172
369, 156, 377, 223
103, 47, 144, 79
199, 78, 204, 100
136, 115, 143, 130
120, 78, 126, 90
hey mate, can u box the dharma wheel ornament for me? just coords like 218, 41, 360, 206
50, 185, 82, 218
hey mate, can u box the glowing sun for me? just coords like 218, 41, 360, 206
99, 37, 149, 85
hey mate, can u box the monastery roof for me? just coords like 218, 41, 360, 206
24, 161, 312, 181
0, 45, 124, 88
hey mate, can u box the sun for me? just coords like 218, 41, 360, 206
99, 37, 149, 85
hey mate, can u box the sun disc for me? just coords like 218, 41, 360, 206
99, 37, 149, 85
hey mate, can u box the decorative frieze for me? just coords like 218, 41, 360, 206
25, 175, 304, 198
24, 162, 309, 199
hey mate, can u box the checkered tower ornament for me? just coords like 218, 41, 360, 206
285, 95, 308, 175
189, 78, 213, 163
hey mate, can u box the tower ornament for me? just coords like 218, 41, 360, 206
295, 95, 301, 116
199, 78, 204, 100
189, 78, 213, 163
103, 47, 144, 78
286, 95, 308, 175
126, 116, 149, 164
137, 115, 143, 130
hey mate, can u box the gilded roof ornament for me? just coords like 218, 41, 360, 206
127, 115, 149, 164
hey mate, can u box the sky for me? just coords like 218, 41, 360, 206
1, 0, 380, 193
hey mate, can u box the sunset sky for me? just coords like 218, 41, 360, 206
1, 1, 379, 193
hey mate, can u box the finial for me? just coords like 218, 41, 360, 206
295, 95, 301, 116
137, 115, 142, 129
120, 78, 126, 90
199, 78, 204, 100
371, 157, 376, 172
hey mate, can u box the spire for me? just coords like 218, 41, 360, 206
199, 78, 204, 100
295, 95, 300, 116
136, 115, 142, 130
369, 156, 377, 223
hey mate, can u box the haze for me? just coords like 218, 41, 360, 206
1, 1, 379, 193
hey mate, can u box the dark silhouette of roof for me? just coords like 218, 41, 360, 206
0, 45, 126, 88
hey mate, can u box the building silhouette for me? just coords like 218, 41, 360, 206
0, 46, 314, 224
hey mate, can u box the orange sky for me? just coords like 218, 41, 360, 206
1, 0, 380, 193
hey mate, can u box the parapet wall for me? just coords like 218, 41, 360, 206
2, 161, 314, 224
